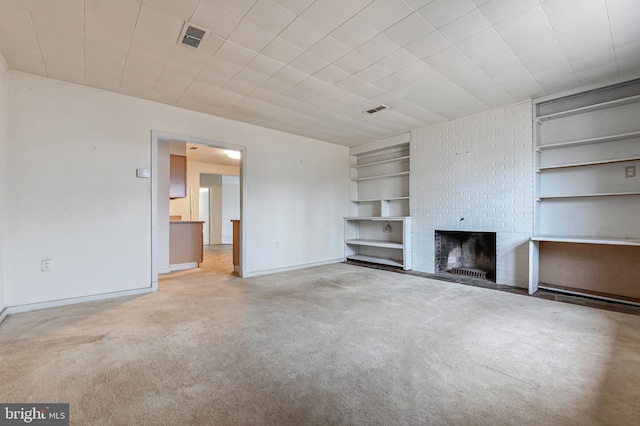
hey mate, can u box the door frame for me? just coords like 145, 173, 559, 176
150, 130, 247, 290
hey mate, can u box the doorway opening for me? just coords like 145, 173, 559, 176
151, 131, 245, 290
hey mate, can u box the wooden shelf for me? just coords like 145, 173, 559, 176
537, 130, 640, 151
537, 94, 640, 122
352, 171, 410, 181
353, 156, 410, 168
346, 254, 403, 268
537, 191, 640, 200
531, 236, 640, 246
352, 196, 409, 202
538, 156, 640, 171
345, 239, 403, 249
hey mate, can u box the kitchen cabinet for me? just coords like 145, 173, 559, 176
170, 154, 187, 199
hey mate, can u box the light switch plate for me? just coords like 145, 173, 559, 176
136, 168, 150, 178
625, 166, 636, 178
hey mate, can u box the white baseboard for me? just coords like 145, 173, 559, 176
170, 262, 198, 271
4, 287, 156, 317
242, 258, 343, 278
157, 265, 172, 274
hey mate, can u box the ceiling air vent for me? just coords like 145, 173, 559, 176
179, 22, 209, 49
364, 105, 389, 114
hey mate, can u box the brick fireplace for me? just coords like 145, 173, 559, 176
435, 231, 497, 282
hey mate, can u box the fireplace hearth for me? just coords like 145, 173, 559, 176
435, 231, 496, 282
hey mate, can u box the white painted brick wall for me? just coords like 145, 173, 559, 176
410, 101, 534, 287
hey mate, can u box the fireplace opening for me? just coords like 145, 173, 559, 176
435, 231, 496, 282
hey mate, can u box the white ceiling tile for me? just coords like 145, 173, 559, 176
30, 14, 84, 47
147, 90, 181, 105
0, 24, 40, 52
190, 2, 242, 39
223, 78, 258, 95
333, 50, 375, 73
214, 41, 258, 67
333, 75, 369, 91
233, 67, 271, 86
383, 13, 435, 47
394, 60, 435, 82
126, 45, 171, 69
294, 77, 331, 95
438, 9, 491, 44
0, 2, 34, 29
374, 75, 408, 91
85, 0, 140, 28
85, 51, 127, 76
245, 54, 286, 77
352, 83, 385, 98
417, 0, 476, 28
289, 53, 329, 75
307, 37, 351, 63
0, 45, 46, 76
162, 58, 203, 79
261, 38, 304, 63
244, 0, 296, 35
28, 0, 84, 29
228, 20, 275, 52
356, 34, 400, 62
271, 0, 314, 15
135, 5, 183, 45
358, 0, 414, 31
335, 0, 375, 13
405, 31, 451, 59
404, 0, 435, 10
85, 11, 135, 46
301, 0, 355, 33
455, 27, 503, 56
330, 16, 379, 49
130, 28, 177, 56
313, 65, 351, 84
194, 68, 232, 87
0, 0, 29, 11
119, 82, 152, 99
376, 48, 419, 73
279, 18, 326, 50
354, 64, 392, 83
477, 0, 539, 25
141, 0, 199, 21
85, 74, 121, 92
46, 64, 85, 85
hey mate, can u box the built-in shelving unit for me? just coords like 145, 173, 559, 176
345, 136, 412, 270
530, 78, 640, 303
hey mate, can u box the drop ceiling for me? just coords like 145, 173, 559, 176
0, 0, 638, 146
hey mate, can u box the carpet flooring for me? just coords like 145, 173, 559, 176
1, 246, 639, 425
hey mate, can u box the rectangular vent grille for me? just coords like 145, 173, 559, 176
364, 105, 389, 114
179, 22, 208, 49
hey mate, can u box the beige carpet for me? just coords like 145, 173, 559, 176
1, 246, 639, 425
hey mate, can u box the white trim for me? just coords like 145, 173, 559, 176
170, 262, 199, 271
0, 307, 8, 325
242, 258, 344, 278
157, 266, 172, 274
4, 287, 155, 316
538, 285, 640, 308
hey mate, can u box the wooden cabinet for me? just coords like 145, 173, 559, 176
345, 139, 412, 270
169, 154, 187, 199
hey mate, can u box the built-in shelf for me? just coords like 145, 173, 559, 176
531, 236, 640, 246
538, 156, 640, 171
353, 156, 410, 168
537, 130, 640, 151
537, 94, 640, 122
346, 254, 403, 268
345, 239, 403, 249
352, 196, 410, 202
537, 191, 640, 200
352, 171, 410, 181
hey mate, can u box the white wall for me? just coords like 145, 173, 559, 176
6, 73, 349, 307
221, 175, 240, 244
0, 57, 7, 314
410, 101, 534, 287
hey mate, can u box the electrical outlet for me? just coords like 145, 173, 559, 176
41, 259, 53, 272
625, 165, 636, 178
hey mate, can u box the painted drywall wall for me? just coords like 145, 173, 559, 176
6, 73, 349, 307
200, 173, 222, 244
411, 101, 534, 287
221, 175, 240, 244
0, 57, 7, 313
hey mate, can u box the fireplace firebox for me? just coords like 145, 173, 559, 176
435, 231, 496, 282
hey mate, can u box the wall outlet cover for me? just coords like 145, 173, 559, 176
625, 165, 636, 178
